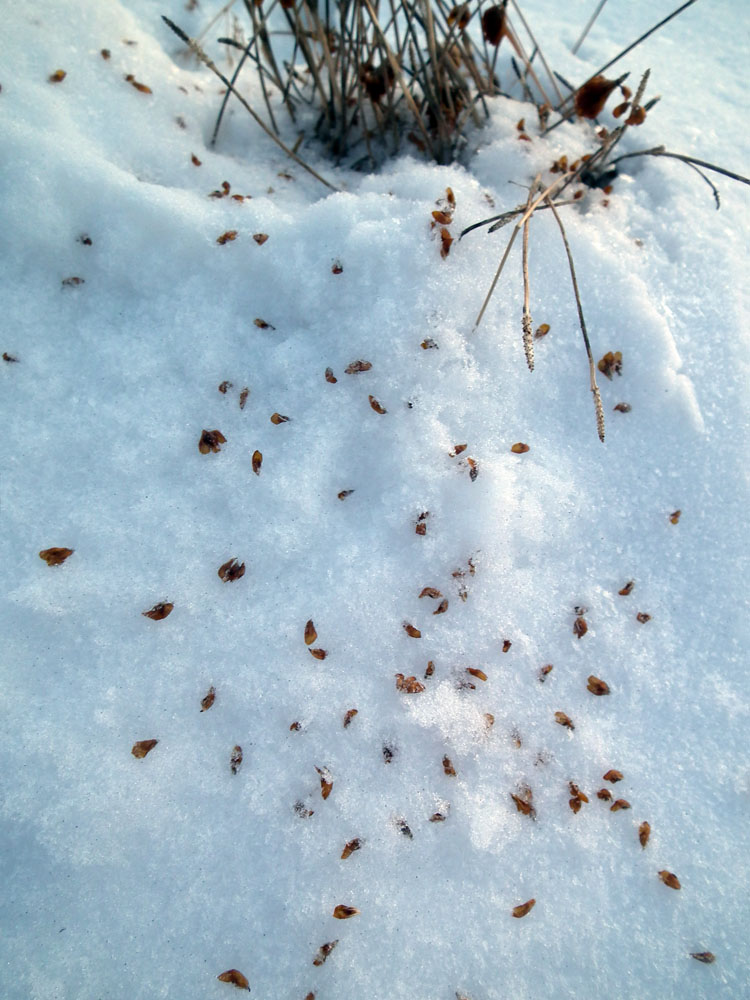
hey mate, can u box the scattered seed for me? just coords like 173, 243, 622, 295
315, 766, 333, 799
312, 941, 338, 966
39, 547, 74, 566
403, 623, 421, 638
254, 318, 275, 330
252, 450, 262, 475
466, 667, 487, 682
48, 69, 67, 83
511, 442, 530, 454
270, 412, 289, 424
199, 429, 226, 454
253, 233, 269, 245
690, 952, 715, 964
345, 360, 372, 374
230, 746, 243, 774
368, 394, 387, 414
555, 711, 575, 730
341, 838, 362, 859
124, 74, 152, 93
535, 323, 550, 338
670, 509, 682, 524
636, 612, 651, 624
610, 799, 631, 812
639, 821, 651, 848
618, 580, 635, 596
289, 721, 301, 731
614, 402, 631, 412
587, 675, 610, 696
433, 599, 449, 615
131, 739, 158, 759
218, 558, 245, 582
343, 709, 358, 728
597, 788, 613, 801
512, 899, 536, 919
337, 490, 355, 500
658, 870, 681, 889
325, 367, 337, 383
442, 755, 456, 777
62, 276, 84, 287
239, 388, 249, 410
217, 969, 250, 990
603, 770, 623, 783
333, 905, 359, 919
573, 617, 588, 639
200, 686, 216, 712
309, 648, 327, 660
502, 639, 512, 653
539, 664, 553, 682
142, 602, 173, 621
429, 812, 447, 822
597, 351, 622, 379
3, 352, 19, 362
304, 620, 317, 646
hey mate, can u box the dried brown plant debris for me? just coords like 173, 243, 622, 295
217, 969, 250, 989
200, 686, 216, 711
39, 547, 74, 566
131, 739, 158, 758
218, 558, 245, 582
142, 602, 173, 621
199, 429, 226, 454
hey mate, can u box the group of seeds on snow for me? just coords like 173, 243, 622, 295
24, 57, 704, 992
38, 381, 701, 990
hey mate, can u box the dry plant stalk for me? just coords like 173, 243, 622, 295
521, 174, 541, 371
544, 196, 605, 442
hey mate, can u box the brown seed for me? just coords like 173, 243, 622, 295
555, 711, 575, 730
333, 905, 359, 919
395, 674, 425, 693
539, 664, 553, 682
396, 818, 413, 838
239, 388, 249, 410
368, 395, 387, 414
309, 648, 327, 660
690, 952, 715, 964
597, 351, 623, 380
217, 969, 250, 990
467, 458, 479, 481
341, 838, 362, 859
587, 675, 610, 696
432, 209, 453, 225
439, 228, 453, 259
449, 444, 468, 457
49, 69, 67, 83
658, 870, 681, 890
502, 639, 512, 653
191, 153, 201, 166
610, 799, 631, 812
433, 599, 449, 615
254, 318, 275, 330
415, 511, 429, 536
596, 788, 613, 801
573, 616, 588, 639
602, 769, 623, 783
466, 667, 487, 682
511, 442, 530, 454
403, 623, 421, 638
442, 755, 456, 777
670, 509, 682, 524
636, 612, 651, 624
124, 74, 152, 94
200, 686, 216, 712
484, 713, 495, 728
62, 276, 84, 287
574, 75, 619, 119
253, 233, 269, 245
230, 746, 243, 774
218, 380, 233, 394
419, 587, 442, 599
337, 490, 355, 500
316, 766, 333, 800
512, 899, 535, 919
313, 941, 338, 966
101, 49, 111, 59
270, 412, 289, 424
510, 786, 535, 818
614, 402, 632, 413
131, 739, 158, 759
618, 580, 635, 596
425, 661, 435, 678
569, 783, 588, 802
216, 230, 238, 245
199, 429, 226, 454
3, 352, 20, 362
218, 558, 245, 582
343, 709, 358, 728
344, 360, 372, 374
142, 602, 173, 621
325, 367, 337, 383
429, 812, 447, 822
482, 5, 506, 46
569, 797, 583, 814
251, 450, 262, 475
289, 721, 301, 731
332, 261, 343, 274
39, 547, 74, 566
304, 620, 317, 646
535, 323, 550, 338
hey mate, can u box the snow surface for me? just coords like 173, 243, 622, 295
2, 1, 749, 999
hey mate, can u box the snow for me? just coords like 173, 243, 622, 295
1, 1, 749, 998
